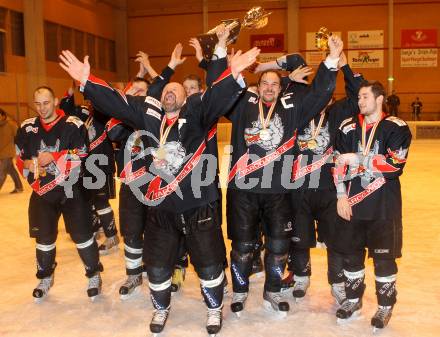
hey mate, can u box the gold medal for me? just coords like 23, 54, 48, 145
156, 114, 178, 161
258, 99, 276, 142
307, 139, 317, 149
361, 117, 380, 156
305, 112, 325, 150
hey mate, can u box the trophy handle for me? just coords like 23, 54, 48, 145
197, 19, 242, 60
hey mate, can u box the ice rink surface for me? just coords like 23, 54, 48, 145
0, 139, 439, 337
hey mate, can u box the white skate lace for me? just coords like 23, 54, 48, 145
151, 309, 169, 325
270, 292, 283, 304
374, 306, 392, 321
207, 307, 222, 326
36, 277, 52, 292
232, 292, 248, 304
122, 274, 141, 288
88, 274, 101, 289
340, 299, 359, 312
293, 277, 310, 292
331, 282, 346, 304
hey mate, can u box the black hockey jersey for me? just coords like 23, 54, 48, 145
226, 61, 337, 193
59, 93, 115, 175
334, 114, 412, 220
15, 111, 88, 201
292, 64, 364, 190
82, 69, 244, 212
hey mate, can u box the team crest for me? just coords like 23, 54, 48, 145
244, 114, 284, 151
297, 122, 330, 154
151, 141, 186, 175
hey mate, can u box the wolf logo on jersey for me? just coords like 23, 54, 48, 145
297, 121, 330, 155
244, 114, 284, 151
39, 140, 61, 176
152, 141, 186, 175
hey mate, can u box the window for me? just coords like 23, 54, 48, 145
0, 31, 5, 72
98, 37, 107, 70
0, 7, 6, 29
44, 21, 58, 62
74, 29, 84, 60
108, 39, 116, 72
87, 33, 95, 68
10, 11, 25, 56
60, 25, 72, 51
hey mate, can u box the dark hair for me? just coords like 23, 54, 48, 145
257, 70, 282, 86
183, 74, 202, 89
34, 86, 56, 98
133, 77, 150, 86
0, 108, 6, 117
359, 80, 386, 100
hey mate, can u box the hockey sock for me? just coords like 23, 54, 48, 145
149, 279, 172, 310
327, 248, 344, 285
344, 269, 366, 300
230, 241, 254, 293
200, 271, 225, 309
291, 247, 311, 277
264, 237, 289, 292
96, 205, 117, 238
124, 241, 143, 275
75, 237, 101, 277
35, 242, 57, 279
375, 275, 397, 307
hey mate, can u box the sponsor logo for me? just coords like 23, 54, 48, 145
25, 126, 39, 133
146, 108, 162, 120
231, 263, 247, 286
145, 96, 162, 110
374, 248, 390, 254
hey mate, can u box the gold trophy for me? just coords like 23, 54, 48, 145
197, 6, 271, 60
315, 27, 332, 51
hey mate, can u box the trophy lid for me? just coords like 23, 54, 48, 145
242, 6, 271, 29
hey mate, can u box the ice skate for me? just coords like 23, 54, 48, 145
263, 291, 289, 317
230, 292, 248, 317
98, 235, 119, 255
331, 282, 346, 306
292, 275, 310, 302
119, 274, 142, 300
336, 299, 362, 323
150, 307, 170, 336
371, 305, 393, 332
206, 305, 222, 336
87, 272, 102, 301
33, 274, 54, 303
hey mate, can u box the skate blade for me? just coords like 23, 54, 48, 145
152, 333, 160, 337
120, 286, 140, 300
99, 245, 119, 256
89, 293, 101, 302
33, 296, 46, 304
233, 311, 242, 318
263, 300, 288, 318
336, 310, 361, 324
294, 296, 305, 303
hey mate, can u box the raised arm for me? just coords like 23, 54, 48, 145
199, 47, 260, 128
295, 35, 343, 129
59, 50, 146, 129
